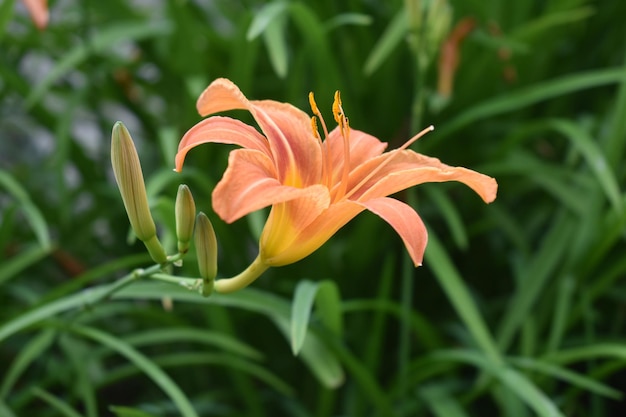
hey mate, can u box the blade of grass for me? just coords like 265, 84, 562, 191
123, 328, 263, 361
0, 329, 56, 399
424, 228, 503, 365
419, 384, 470, 417
547, 119, 622, 213
246, 1, 289, 40
291, 280, 342, 355
429, 67, 626, 146
509, 357, 622, 399
430, 349, 565, 417
68, 324, 199, 417
363, 10, 407, 76
0, 171, 51, 249
31, 387, 84, 417
496, 213, 574, 352
0, 244, 53, 286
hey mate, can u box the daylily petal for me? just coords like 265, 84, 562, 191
325, 127, 388, 186
357, 197, 427, 266
195, 78, 322, 186
23, 0, 48, 30
175, 116, 270, 172
347, 150, 497, 203
214, 149, 328, 223
260, 189, 335, 266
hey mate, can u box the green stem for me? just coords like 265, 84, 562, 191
88, 253, 184, 305
214, 255, 270, 294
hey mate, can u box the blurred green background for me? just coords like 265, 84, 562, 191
2, 0, 626, 416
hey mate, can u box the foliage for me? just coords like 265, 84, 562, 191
1, 0, 626, 415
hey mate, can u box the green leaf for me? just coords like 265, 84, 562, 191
509, 357, 622, 399
291, 280, 342, 355
0, 0, 16, 43
424, 229, 503, 366
363, 10, 408, 76
25, 21, 173, 107
110, 406, 159, 417
263, 13, 289, 78
419, 385, 470, 417
547, 119, 623, 213
0, 244, 53, 286
325, 13, 372, 30
246, 1, 289, 40
430, 67, 626, 146
0, 329, 56, 399
0, 171, 51, 250
69, 325, 199, 417
31, 387, 84, 417
429, 350, 565, 417
496, 214, 574, 352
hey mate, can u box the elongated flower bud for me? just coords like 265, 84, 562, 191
194, 212, 217, 296
111, 122, 167, 264
175, 184, 196, 254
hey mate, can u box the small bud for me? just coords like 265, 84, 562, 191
194, 212, 217, 296
111, 122, 167, 264
175, 184, 196, 254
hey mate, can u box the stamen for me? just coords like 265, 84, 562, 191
309, 92, 332, 187
330, 90, 351, 201
332, 91, 343, 125
310, 116, 320, 140
341, 125, 435, 201
310, 116, 327, 182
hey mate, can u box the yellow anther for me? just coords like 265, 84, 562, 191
332, 91, 343, 125
310, 116, 320, 139
309, 92, 320, 115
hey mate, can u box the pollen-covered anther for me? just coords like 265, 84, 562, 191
310, 116, 320, 140
332, 91, 343, 125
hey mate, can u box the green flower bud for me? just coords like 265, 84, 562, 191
175, 184, 196, 254
194, 212, 217, 296
111, 122, 167, 264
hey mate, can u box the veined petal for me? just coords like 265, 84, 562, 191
214, 149, 328, 223
175, 116, 270, 172
357, 197, 427, 266
251, 99, 323, 186
261, 200, 364, 266
195, 78, 322, 186
325, 127, 388, 186
348, 150, 497, 203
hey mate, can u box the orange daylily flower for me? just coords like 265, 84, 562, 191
176, 78, 497, 292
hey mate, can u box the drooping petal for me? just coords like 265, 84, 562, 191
325, 127, 388, 186
175, 116, 271, 172
261, 200, 364, 266
214, 149, 328, 223
357, 197, 427, 266
195, 78, 322, 186
347, 150, 497, 203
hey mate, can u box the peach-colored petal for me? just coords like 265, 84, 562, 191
214, 149, 329, 223
325, 127, 388, 186
175, 116, 270, 172
194, 78, 322, 186
347, 150, 497, 203
357, 197, 427, 266
22, 0, 48, 30
261, 200, 363, 266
